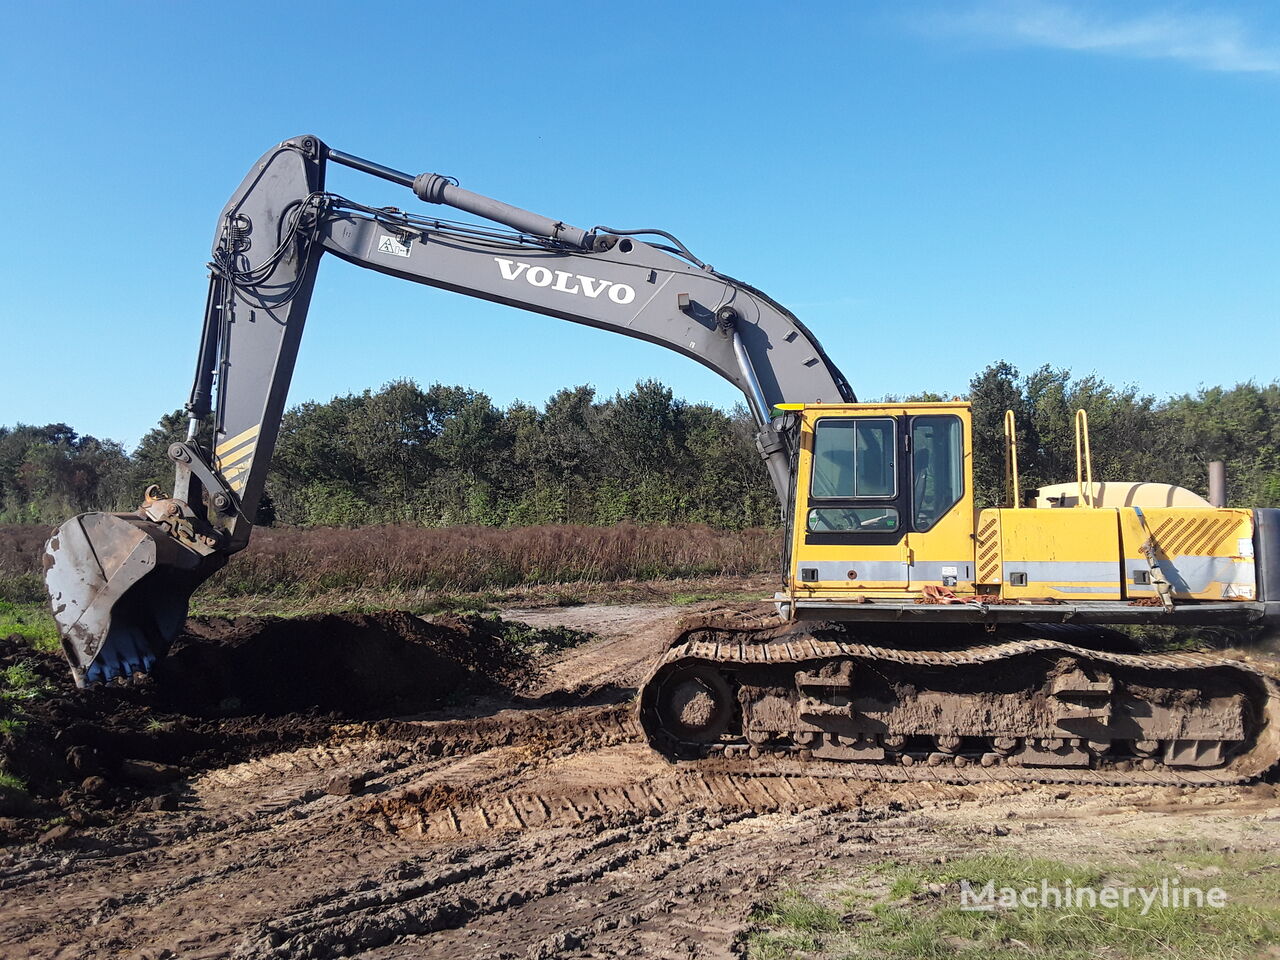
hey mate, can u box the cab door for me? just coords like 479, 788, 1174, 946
905, 413, 976, 591
797, 415, 910, 593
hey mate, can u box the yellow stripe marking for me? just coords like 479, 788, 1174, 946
217, 444, 256, 473
223, 460, 253, 484
216, 424, 260, 457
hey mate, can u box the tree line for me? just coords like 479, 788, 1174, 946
0, 380, 774, 528
2, 365, 1278, 529
964, 364, 1280, 511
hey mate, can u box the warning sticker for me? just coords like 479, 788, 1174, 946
377, 235, 412, 258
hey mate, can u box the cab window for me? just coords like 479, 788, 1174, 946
911, 415, 963, 530
810, 418, 896, 499
808, 506, 899, 532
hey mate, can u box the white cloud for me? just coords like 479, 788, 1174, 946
926, 1, 1280, 74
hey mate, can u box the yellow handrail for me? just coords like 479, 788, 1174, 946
1003, 409, 1021, 508
1074, 408, 1095, 507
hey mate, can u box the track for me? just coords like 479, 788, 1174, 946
640, 624, 1280, 786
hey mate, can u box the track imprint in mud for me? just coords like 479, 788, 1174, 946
3, 598, 1279, 960
371, 768, 887, 838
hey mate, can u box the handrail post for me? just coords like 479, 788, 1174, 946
1003, 409, 1021, 508
1074, 409, 1095, 507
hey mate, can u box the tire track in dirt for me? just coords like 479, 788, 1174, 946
3, 600, 1276, 960
507, 603, 694, 697
194, 704, 634, 791
366, 769, 975, 840
0, 699, 643, 955
232, 803, 901, 959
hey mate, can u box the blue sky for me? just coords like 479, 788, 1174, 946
1, 0, 1277, 448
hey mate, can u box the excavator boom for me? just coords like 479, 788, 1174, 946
44, 134, 852, 686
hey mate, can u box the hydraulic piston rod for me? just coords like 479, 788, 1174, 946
328, 146, 594, 249
327, 147, 416, 188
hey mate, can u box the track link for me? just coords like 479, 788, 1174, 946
637, 621, 1280, 787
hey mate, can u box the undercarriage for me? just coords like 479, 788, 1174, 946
638, 618, 1280, 786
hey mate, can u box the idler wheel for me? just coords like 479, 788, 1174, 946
653, 663, 734, 744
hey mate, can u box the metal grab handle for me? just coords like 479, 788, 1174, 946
1003, 409, 1021, 508
1074, 408, 1095, 508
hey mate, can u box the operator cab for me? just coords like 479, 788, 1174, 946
787, 402, 974, 596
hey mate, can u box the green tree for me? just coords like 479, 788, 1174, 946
967, 362, 1027, 507
131, 410, 191, 495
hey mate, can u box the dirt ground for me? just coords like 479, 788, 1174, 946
1, 600, 1278, 959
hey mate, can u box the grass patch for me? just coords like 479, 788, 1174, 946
1123, 623, 1266, 653
467, 613, 595, 656
0, 600, 59, 653
754, 889, 843, 934
0, 658, 52, 768
0, 571, 45, 604
671, 589, 770, 605
747, 930, 824, 960
745, 849, 1280, 960
412, 595, 498, 616
0, 770, 26, 792
1, 522, 779, 622
190, 594, 498, 620
187, 574, 775, 621
1, 660, 52, 703
198, 524, 778, 599
0, 717, 27, 737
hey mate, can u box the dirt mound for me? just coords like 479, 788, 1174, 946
0, 611, 544, 838
160, 610, 534, 716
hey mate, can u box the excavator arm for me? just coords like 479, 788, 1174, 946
44, 134, 853, 685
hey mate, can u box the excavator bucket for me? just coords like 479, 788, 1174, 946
43, 513, 223, 687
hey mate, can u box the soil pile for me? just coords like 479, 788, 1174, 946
160, 610, 535, 715
0, 610, 542, 836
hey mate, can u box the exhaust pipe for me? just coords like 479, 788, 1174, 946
1209, 460, 1227, 508
44, 511, 225, 687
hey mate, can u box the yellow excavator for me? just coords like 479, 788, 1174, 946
45, 136, 1279, 786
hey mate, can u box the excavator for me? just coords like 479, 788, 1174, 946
45, 135, 1280, 787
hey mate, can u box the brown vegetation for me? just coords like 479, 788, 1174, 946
0, 524, 50, 602
0, 523, 779, 602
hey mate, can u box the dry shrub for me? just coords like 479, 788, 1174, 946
211, 524, 779, 597
0, 523, 778, 600
0, 525, 52, 574
0, 525, 52, 602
